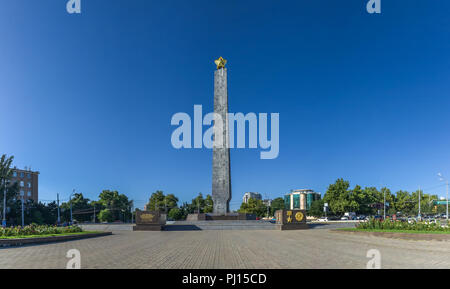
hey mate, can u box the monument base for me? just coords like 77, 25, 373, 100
133, 224, 164, 231
133, 211, 165, 231
278, 223, 309, 230
275, 209, 309, 230
186, 213, 256, 221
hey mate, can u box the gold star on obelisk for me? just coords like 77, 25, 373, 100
214, 57, 227, 70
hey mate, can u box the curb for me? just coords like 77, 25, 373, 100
0, 232, 113, 247
332, 229, 450, 242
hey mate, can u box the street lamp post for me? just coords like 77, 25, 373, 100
418, 186, 421, 220
438, 173, 449, 222
69, 189, 75, 225
21, 195, 24, 227
57, 193, 61, 226
2, 180, 6, 228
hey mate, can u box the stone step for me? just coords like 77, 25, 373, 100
165, 220, 279, 230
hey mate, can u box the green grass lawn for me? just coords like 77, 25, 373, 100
338, 228, 450, 235
0, 231, 104, 239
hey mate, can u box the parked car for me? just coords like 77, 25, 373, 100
407, 217, 417, 224
340, 216, 349, 220
317, 217, 329, 222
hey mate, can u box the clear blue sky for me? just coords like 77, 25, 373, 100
1, 0, 449, 210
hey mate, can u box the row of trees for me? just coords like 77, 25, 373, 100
145, 191, 214, 220
237, 197, 285, 217
145, 191, 287, 219
0, 189, 133, 226
308, 178, 446, 217
0, 154, 134, 225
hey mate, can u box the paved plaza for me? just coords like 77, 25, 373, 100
1, 228, 449, 269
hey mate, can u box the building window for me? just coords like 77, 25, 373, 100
27, 191, 31, 197
27, 173, 31, 179
20, 172, 24, 178
20, 181, 24, 187
20, 190, 24, 197
27, 182, 31, 188
293, 194, 300, 209
13, 171, 17, 177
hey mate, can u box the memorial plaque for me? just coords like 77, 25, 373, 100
133, 211, 166, 231
275, 209, 309, 230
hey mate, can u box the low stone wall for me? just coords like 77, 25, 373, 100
0, 232, 112, 247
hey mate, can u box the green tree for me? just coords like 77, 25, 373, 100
360, 187, 381, 215
0, 154, 14, 185
308, 199, 325, 217
204, 195, 214, 213
146, 190, 166, 212
238, 198, 267, 217
270, 197, 285, 215
168, 207, 183, 220
98, 190, 132, 222
98, 209, 114, 222
164, 194, 179, 213
192, 193, 205, 213
0, 155, 17, 224
61, 193, 92, 222
323, 179, 358, 215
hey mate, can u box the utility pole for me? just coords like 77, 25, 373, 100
93, 205, 96, 223
383, 188, 386, 220
21, 195, 25, 227
57, 193, 61, 226
130, 204, 134, 224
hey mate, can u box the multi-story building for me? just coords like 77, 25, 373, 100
285, 189, 321, 211
9, 167, 39, 202
242, 192, 262, 204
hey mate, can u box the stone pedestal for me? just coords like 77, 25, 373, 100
275, 209, 309, 230
133, 211, 166, 231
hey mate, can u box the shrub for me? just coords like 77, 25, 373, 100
0, 224, 83, 237
356, 218, 449, 232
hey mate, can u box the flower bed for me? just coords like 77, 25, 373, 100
1, 224, 83, 238
356, 218, 450, 232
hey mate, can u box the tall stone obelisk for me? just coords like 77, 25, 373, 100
212, 57, 231, 215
